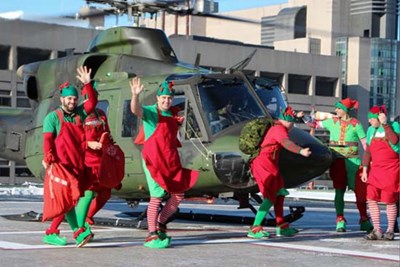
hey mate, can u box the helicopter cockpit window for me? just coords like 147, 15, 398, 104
96, 100, 109, 115
197, 78, 264, 135
184, 102, 202, 139
121, 100, 138, 138
255, 85, 287, 119
171, 94, 202, 140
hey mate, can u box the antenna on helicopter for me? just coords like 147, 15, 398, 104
224, 49, 257, 74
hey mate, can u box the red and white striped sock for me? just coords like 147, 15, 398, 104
158, 193, 184, 224
386, 203, 397, 232
147, 197, 162, 233
367, 200, 381, 232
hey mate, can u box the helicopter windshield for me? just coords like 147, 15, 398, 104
197, 78, 264, 135
255, 84, 287, 119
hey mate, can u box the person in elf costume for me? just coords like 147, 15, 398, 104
80, 89, 123, 227
361, 106, 399, 240
310, 98, 373, 232
248, 106, 312, 238
43, 94, 121, 245
130, 77, 199, 249
42, 66, 97, 247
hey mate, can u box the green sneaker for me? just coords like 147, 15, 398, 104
144, 233, 169, 249
336, 219, 346, 232
276, 226, 298, 237
247, 226, 270, 239
43, 233, 67, 246
360, 219, 373, 233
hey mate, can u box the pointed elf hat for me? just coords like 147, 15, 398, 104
335, 98, 359, 113
368, 105, 386, 119
157, 81, 175, 96
59, 82, 78, 97
278, 106, 296, 122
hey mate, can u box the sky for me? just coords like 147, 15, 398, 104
0, 0, 287, 27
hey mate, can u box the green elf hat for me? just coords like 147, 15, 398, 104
334, 98, 358, 113
368, 105, 386, 119
157, 81, 175, 96
278, 106, 296, 122
59, 82, 78, 97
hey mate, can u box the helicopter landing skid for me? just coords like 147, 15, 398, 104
2, 206, 304, 228
170, 205, 305, 226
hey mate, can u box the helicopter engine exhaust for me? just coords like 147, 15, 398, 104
212, 127, 332, 189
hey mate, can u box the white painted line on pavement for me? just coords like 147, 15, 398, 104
0, 228, 128, 235
0, 236, 399, 262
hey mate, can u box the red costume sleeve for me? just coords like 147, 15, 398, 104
281, 138, 302, 154
270, 125, 302, 154
43, 133, 56, 164
82, 83, 98, 114
362, 144, 371, 167
383, 124, 399, 145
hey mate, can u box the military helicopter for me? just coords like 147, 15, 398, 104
0, 1, 333, 224
2, 26, 331, 199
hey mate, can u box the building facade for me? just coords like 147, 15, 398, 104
143, 0, 399, 121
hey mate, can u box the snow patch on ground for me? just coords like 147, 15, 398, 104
0, 182, 43, 196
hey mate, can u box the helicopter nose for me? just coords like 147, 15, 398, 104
280, 127, 333, 188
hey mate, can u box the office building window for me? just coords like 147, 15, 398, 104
288, 74, 309, 94
0, 89, 11, 107
315, 77, 336, 96
370, 39, 397, 118
0, 45, 10, 70
17, 47, 51, 68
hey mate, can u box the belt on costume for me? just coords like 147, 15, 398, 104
331, 150, 359, 158
329, 141, 358, 147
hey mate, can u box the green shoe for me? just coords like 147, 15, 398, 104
360, 219, 373, 233
74, 227, 93, 248
43, 233, 67, 246
84, 222, 95, 241
247, 226, 270, 239
276, 226, 298, 237
336, 219, 346, 232
143, 234, 169, 249
157, 231, 172, 246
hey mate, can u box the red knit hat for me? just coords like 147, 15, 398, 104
335, 98, 359, 112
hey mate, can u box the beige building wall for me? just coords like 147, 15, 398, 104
140, 0, 351, 57
274, 38, 309, 53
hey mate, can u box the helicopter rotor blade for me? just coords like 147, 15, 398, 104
75, 1, 261, 25
189, 12, 260, 24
